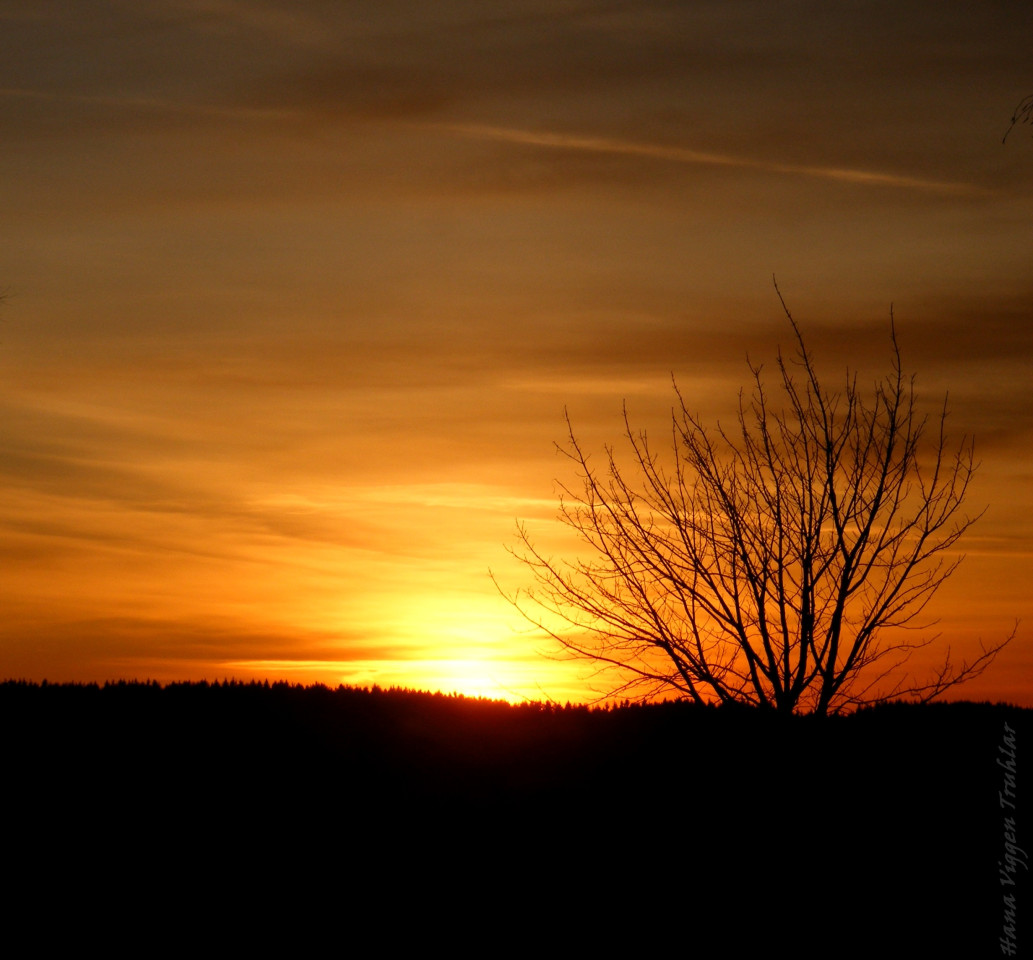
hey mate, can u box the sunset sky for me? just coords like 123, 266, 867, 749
2, 0, 1031, 705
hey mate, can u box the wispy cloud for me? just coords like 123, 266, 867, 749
439, 123, 988, 196
0, 85, 287, 121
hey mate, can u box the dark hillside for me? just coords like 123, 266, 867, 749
3, 682, 1027, 953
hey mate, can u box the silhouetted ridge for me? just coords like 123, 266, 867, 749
3, 681, 1026, 954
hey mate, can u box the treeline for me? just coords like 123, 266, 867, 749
5, 678, 1026, 823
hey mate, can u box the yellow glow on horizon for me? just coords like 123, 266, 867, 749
217, 657, 549, 703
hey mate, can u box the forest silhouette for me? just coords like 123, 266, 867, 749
5, 679, 1026, 953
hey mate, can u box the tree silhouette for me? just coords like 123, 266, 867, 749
1003, 93, 1033, 144
506, 290, 1011, 715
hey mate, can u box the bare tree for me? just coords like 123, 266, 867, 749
506, 291, 1011, 715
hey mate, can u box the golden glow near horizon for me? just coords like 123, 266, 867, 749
1, 2, 1031, 704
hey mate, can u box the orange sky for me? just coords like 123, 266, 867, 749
2, 1, 1031, 705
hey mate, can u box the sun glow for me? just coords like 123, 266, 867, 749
218, 656, 536, 702
400, 658, 524, 702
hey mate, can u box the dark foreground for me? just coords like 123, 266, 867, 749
4, 681, 1028, 954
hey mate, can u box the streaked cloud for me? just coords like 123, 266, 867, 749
438, 123, 990, 196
